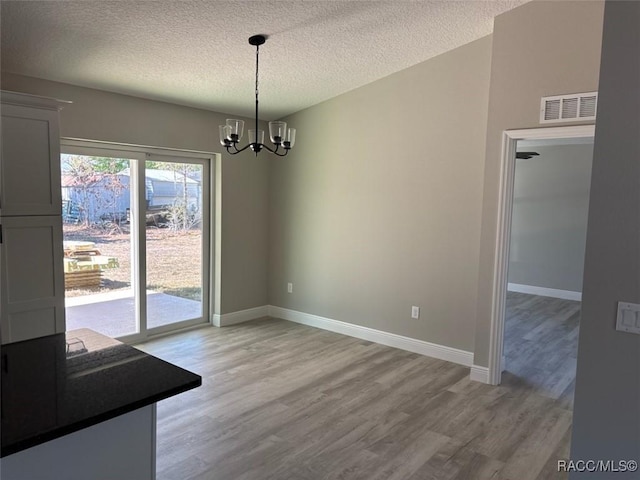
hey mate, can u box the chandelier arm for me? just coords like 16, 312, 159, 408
274, 144, 289, 156
226, 143, 254, 155
263, 143, 278, 154
236, 143, 255, 154
260, 143, 288, 156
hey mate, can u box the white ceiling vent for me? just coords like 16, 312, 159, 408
540, 92, 598, 124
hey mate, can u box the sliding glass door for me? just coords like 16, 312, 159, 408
61, 143, 212, 341
61, 154, 138, 337
145, 158, 207, 332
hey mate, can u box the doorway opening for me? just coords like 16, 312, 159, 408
486, 125, 595, 387
60, 139, 215, 342
503, 135, 594, 406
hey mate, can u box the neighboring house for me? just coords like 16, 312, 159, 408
136, 168, 200, 209
62, 168, 200, 223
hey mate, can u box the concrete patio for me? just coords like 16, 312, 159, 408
65, 290, 203, 338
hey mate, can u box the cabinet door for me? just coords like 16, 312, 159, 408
1, 216, 65, 344
0, 104, 62, 216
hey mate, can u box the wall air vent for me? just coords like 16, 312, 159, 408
540, 92, 598, 124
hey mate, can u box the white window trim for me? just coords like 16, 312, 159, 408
60, 137, 218, 343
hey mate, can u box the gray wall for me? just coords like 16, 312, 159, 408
570, 1, 640, 474
270, 36, 492, 352
0, 73, 269, 315
508, 143, 594, 293
474, 0, 605, 366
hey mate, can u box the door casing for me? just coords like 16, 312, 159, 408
483, 124, 595, 385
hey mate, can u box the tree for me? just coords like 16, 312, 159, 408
62, 155, 128, 226
91, 157, 129, 174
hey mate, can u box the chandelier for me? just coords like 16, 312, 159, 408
219, 35, 296, 157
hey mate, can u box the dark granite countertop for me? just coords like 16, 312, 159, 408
1, 329, 201, 457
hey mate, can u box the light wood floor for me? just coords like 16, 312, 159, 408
139, 309, 576, 480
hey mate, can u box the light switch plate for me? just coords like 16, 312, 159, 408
616, 301, 640, 335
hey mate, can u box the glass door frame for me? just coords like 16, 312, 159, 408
61, 138, 216, 343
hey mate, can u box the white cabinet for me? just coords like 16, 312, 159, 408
0, 103, 62, 217
0, 216, 65, 343
0, 405, 156, 480
0, 91, 68, 344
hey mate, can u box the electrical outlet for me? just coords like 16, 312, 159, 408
287, 282, 293, 294
411, 306, 420, 319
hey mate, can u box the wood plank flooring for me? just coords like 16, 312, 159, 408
503, 292, 580, 409
138, 309, 576, 480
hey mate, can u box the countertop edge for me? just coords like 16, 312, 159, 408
1, 377, 202, 458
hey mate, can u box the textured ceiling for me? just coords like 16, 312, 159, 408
1, 0, 530, 120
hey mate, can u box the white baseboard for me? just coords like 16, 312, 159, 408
470, 364, 491, 384
268, 306, 473, 367
213, 305, 269, 327
214, 305, 477, 375
507, 283, 582, 301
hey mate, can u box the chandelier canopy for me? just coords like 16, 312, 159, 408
219, 35, 296, 157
